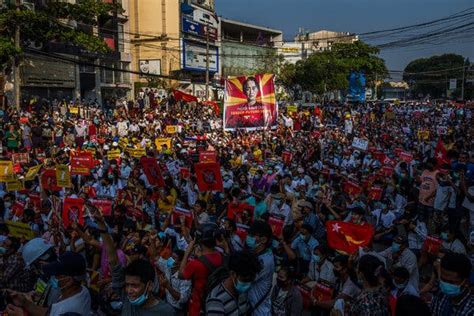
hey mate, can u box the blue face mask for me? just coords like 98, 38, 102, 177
439, 280, 462, 297
312, 254, 321, 263
235, 280, 252, 293
0, 247, 6, 254
246, 236, 257, 249
166, 257, 176, 268
158, 231, 165, 239
391, 242, 401, 253
441, 232, 449, 241
272, 240, 280, 249
129, 289, 148, 306
50, 276, 59, 289
394, 281, 407, 289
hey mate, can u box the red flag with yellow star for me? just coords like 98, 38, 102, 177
326, 220, 374, 254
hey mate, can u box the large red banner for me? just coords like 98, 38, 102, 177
62, 198, 85, 228
224, 74, 278, 131
141, 157, 165, 187
41, 169, 62, 191
90, 198, 113, 217
194, 162, 223, 192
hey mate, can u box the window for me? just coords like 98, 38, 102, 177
118, 24, 124, 52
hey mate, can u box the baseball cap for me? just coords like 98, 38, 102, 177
42, 251, 86, 277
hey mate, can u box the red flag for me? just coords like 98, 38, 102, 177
90, 199, 113, 217
28, 193, 41, 210
435, 139, 449, 166
194, 162, 223, 192
62, 198, 85, 228
379, 166, 394, 177
141, 157, 165, 187
226, 203, 254, 224
235, 224, 249, 244
311, 282, 334, 302
173, 89, 198, 103
368, 186, 383, 201
282, 151, 292, 165
422, 235, 442, 255
71, 151, 93, 175
268, 215, 285, 238
343, 180, 362, 196
199, 151, 217, 163
171, 207, 194, 228
201, 100, 220, 115
326, 220, 374, 254
12, 201, 25, 217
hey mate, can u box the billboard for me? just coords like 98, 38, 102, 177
182, 40, 218, 72
182, 17, 218, 40
139, 59, 161, 75
347, 71, 366, 102
223, 74, 278, 131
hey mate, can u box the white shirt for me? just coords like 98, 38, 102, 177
442, 239, 467, 254
433, 185, 456, 211
372, 209, 396, 229
49, 286, 91, 316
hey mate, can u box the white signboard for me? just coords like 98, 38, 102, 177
193, 7, 218, 29
449, 79, 457, 90
352, 137, 369, 151
182, 40, 218, 72
139, 59, 161, 75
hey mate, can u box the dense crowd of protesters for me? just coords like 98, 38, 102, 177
0, 93, 472, 316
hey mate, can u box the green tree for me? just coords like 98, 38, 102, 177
286, 40, 387, 97
403, 54, 468, 99
0, 0, 122, 66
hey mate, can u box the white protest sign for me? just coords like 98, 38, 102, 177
351, 137, 369, 151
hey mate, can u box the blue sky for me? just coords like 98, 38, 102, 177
216, 0, 474, 76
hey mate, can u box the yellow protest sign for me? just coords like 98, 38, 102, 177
166, 125, 178, 134
118, 137, 129, 149
25, 164, 41, 181
107, 149, 121, 160
127, 147, 146, 158
69, 107, 79, 114
85, 148, 96, 156
417, 130, 430, 141
287, 105, 297, 113
249, 167, 258, 176
56, 164, 71, 187
155, 138, 172, 151
0, 161, 14, 182
6, 179, 24, 191
6, 220, 35, 240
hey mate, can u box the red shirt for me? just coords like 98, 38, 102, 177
182, 252, 223, 316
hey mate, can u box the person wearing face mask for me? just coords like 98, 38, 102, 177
302, 244, 336, 287
97, 209, 176, 316
440, 228, 467, 255
206, 251, 261, 315
282, 224, 319, 275
245, 221, 275, 316
389, 267, 419, 314
156, 250, 192, 315
268, 191, 293, 226
271, 267, 303, 316
430, 252, 473, 316
5, 251, 91, 316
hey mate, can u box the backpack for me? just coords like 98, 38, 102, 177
198, 254, 229, 304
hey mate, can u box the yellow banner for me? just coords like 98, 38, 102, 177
25, 165, 42, 181
0, 161, 14, 182
6, 179, 24, 191
417, 130, 430, 141
69, 107, 79, 114
56, 164, 71, 187
287, 105, 297, 113
166, 125, 178, 134
128, 147, 146, 158
155, 138, 172, 151
107, 149, 121, 160
6, 220, 35, 240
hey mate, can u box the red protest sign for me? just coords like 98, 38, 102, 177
343, 180, 362, 196
11, 153, 29, 165
127, 207, 144, 221
199, 151, 217, 163
282, 151, 292, 165
379, 166, 394, 177
141, 157, 165, 187
28, 193, 41, 210
268, 215, 285, 238
297, 284, 312, 309
71, 152, 93, 175
62, 198, 85, 228
422, 235, 442, 255
226, 203, 254, 224
171, 207, 194, 228
312, 282, 334, 302
235, 224, 249, 244
41, 169, 61, 191
194, 162, 223, 192
399, 151, 413, 163
90, 199, 113, 217
12, 201, 25, 217
180, 167, 190, 179
368, 186, 383, 201
394, 147, 403, 157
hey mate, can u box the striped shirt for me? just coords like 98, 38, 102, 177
206, 282, 250, 316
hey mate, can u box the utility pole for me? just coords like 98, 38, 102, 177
14, 0, 21, 110
461, 62, 466, 101
205, 22, 210, 100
